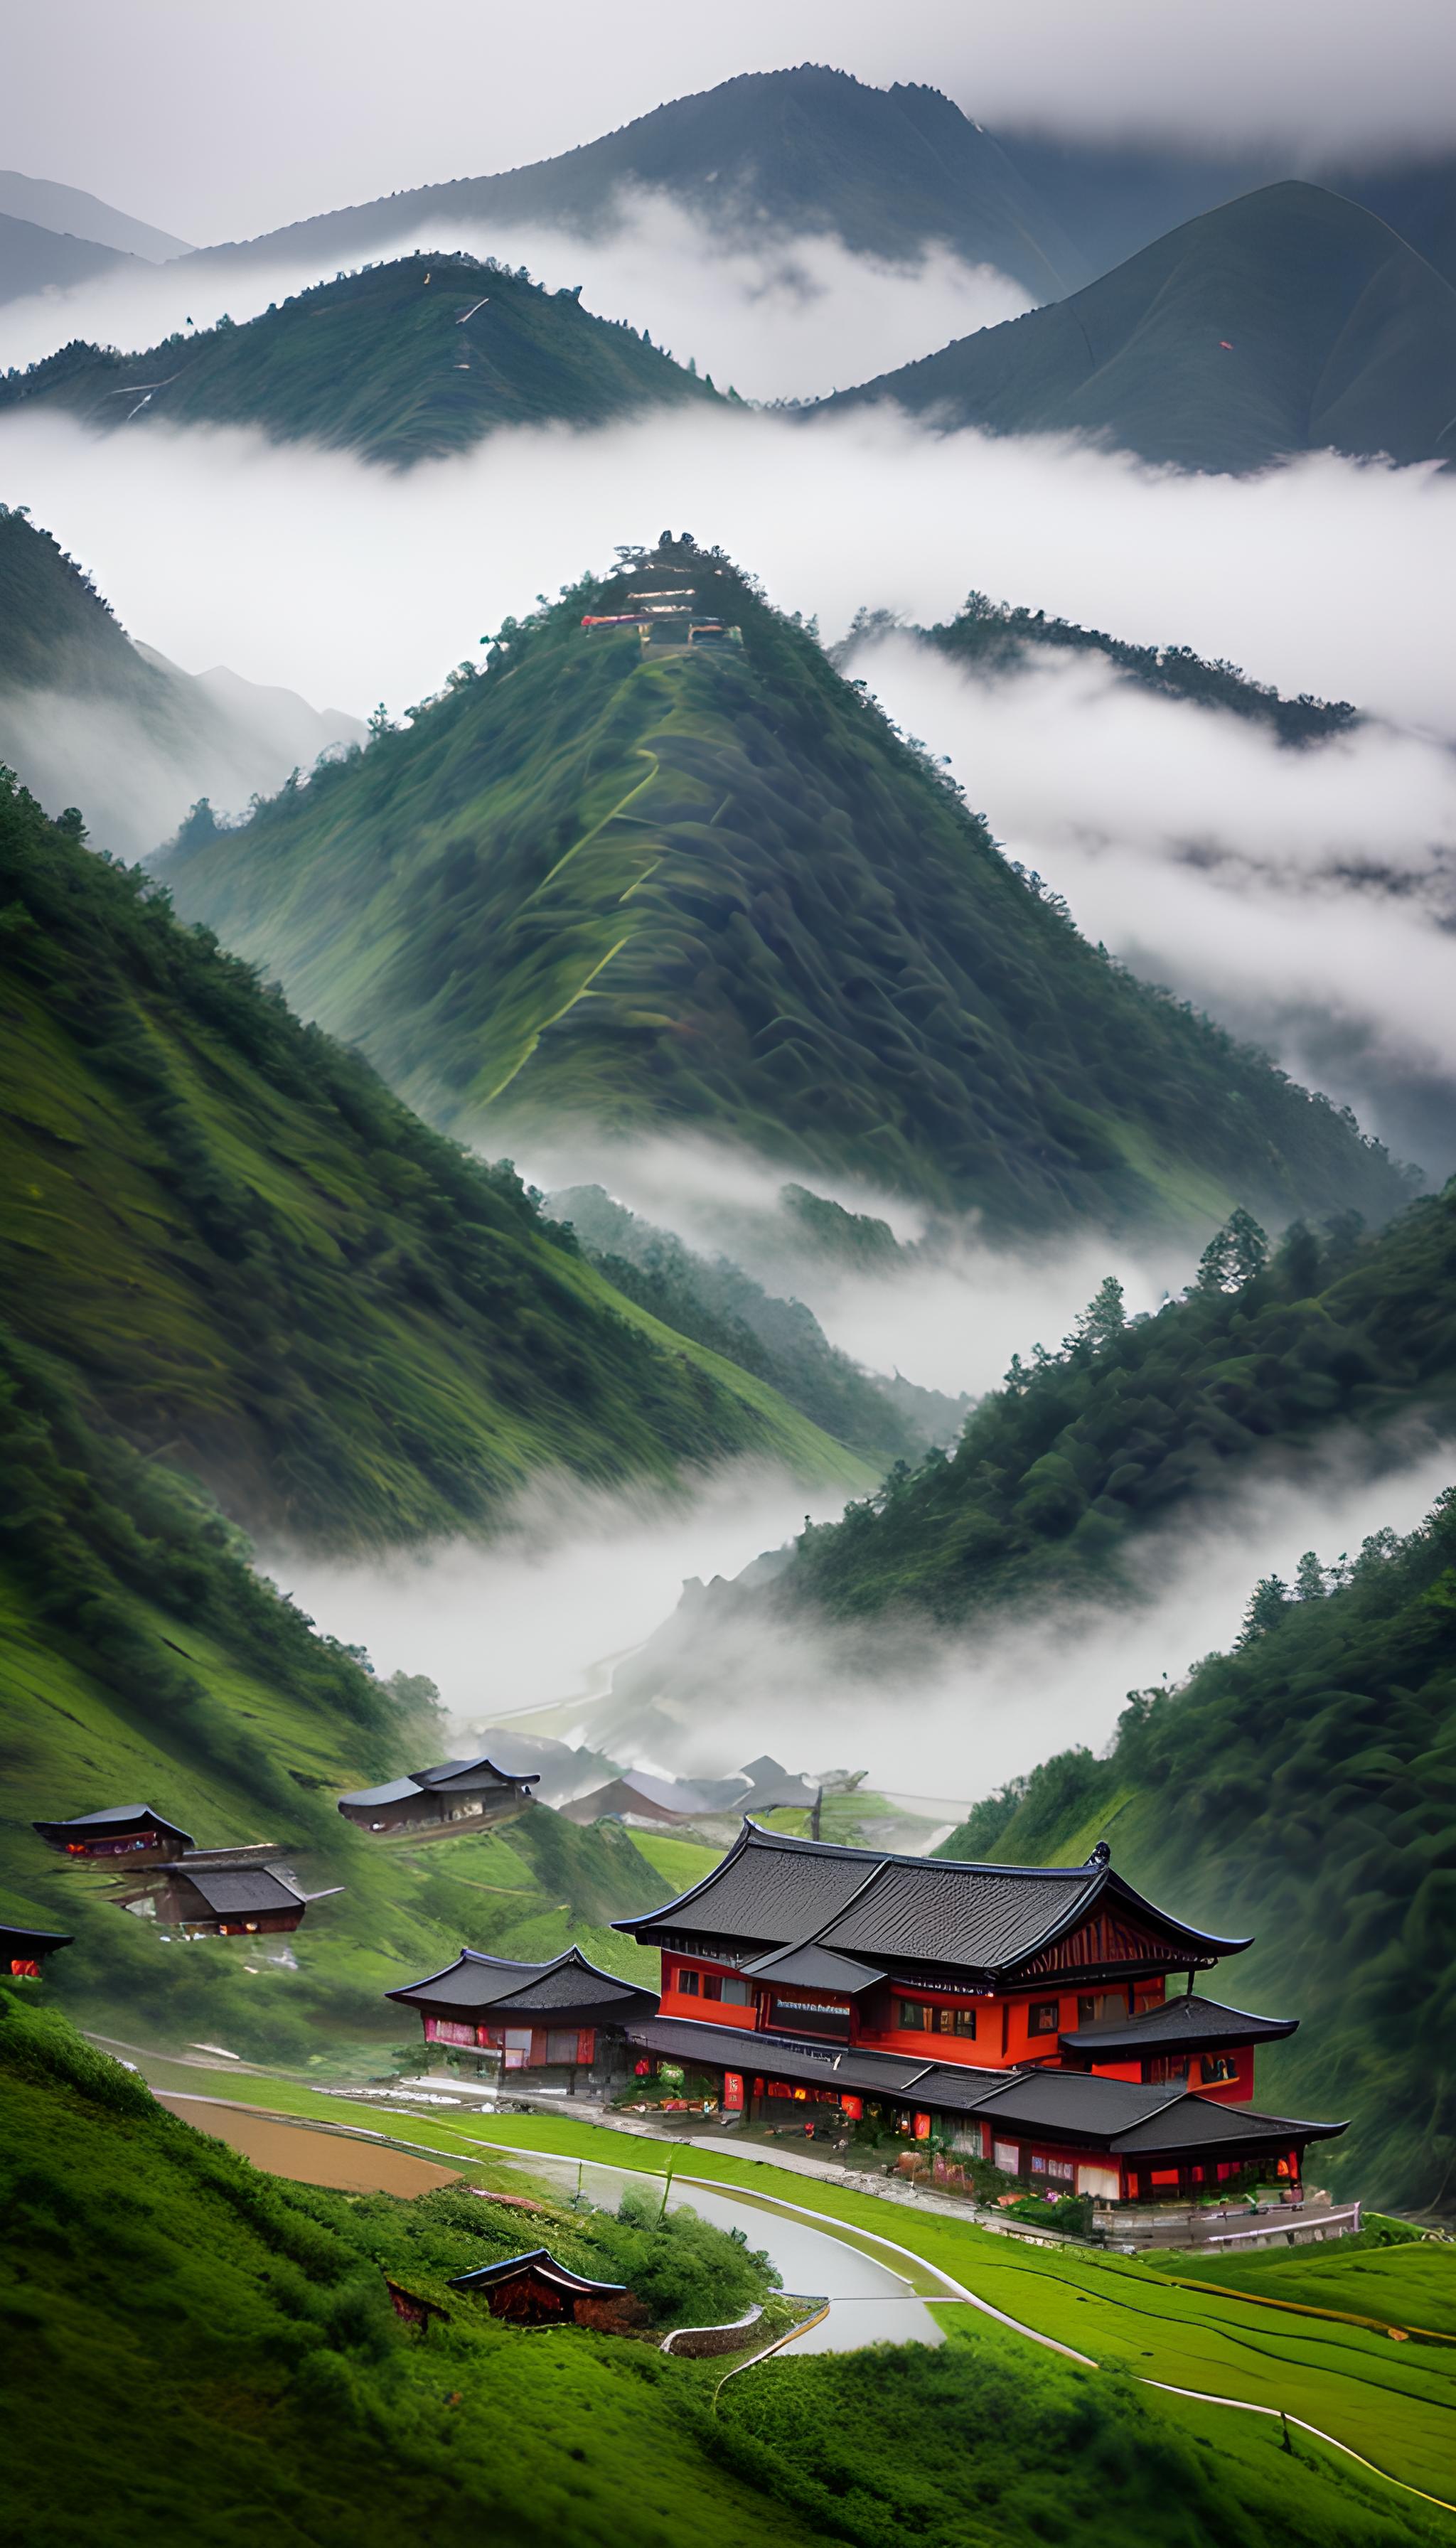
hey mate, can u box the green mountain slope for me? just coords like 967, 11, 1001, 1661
6, 1999, 1436, 2548
787, 1195, 1456, 1624
164, 541, 1410, 1241
825, 182, 1456, 472
935, 1493, 1456, 2210
551, 1182, 968, 1464
0, 1320, 668, 2064
0, 769, 864, 1550
0, 252, 722, 462
185, 68, 1089, 301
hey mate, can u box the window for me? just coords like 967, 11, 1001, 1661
702, 1973, 722, 1999
1027, 1999, 1061, 2036
896, 1998, 933, 2032
992, 2139, 1020, 2173
936, 2006, 977, 2038
675, 1967, 700, 1996
720, 1976, 752, 2006
1144, 2055, 1189, 2085
1200, 2054, 1238, 2085
1078, 1991, 1129, 2026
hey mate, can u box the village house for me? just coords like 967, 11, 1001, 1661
386, 1943, 655, 2085
336, 1753, 538, 1837
446, 2248, 641, 2329
33, 1803, 195, 1864
611, 1824, 1344, 2205
117, 1843, 341, 1939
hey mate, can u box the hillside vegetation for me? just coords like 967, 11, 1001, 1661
936, 1491, 1456, 2211
1, 252, 723, 463
0, 769, 862, 1551
0, 1315, 671, 2060
789, 1194, 1456, 1623
183, 68, 1089, 301
4, 1996, 1438, 2548
825, 182, 1456, 472
915, 591, 1359, 746
164, 544, 1410, 1241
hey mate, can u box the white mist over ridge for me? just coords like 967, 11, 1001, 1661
1, 407, 1453, 736
847, 631, 1456, 1174
0, 197, 1032, 406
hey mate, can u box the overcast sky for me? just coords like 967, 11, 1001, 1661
6, 0, 1455, 245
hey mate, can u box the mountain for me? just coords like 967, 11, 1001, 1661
180, 68, 1090, 301
163, 537, 1411, 1241
933, 1491, 1456, 2210
0, 168, 191, 262
0, 205, 134, 304
0, 506, 362, 857
1, 251, 724, 463
550, 1182, 968, 1464
0, 765, 864, 1552
823, 182, 1456, 472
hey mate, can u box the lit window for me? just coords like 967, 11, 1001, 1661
1027, 2000, 1061, 2036
1200, 2054, 1238, 2085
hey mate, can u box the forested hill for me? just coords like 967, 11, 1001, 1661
823, 183, 1456, 473
0, 253, 722, 464
0, 503, 154, 700
912, 592, 1358, 747
933, 1495, 1456, 2210
0, 771, 864, 1552
179, 68, 1088, 301
785, 1193, 1456, 1624
164, 542, 1410, 1241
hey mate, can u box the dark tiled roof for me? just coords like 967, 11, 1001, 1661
34, 1803, 193, 1842
387, 1945, 650, 2016
414, 1756, 539, 1793
1059, 1993, 1297, 2057
742, 1944, 887, 1992
618, 1823, 1246, 1976
970, 2072, 1179, 2137
626, 2014, 936, 2097
0, 1924, 73, 1955
338, 1776, 425, 1808
169, 1865, 304, 1915
447, 2247, 626, 2296
1111, 2097, 1347, 2154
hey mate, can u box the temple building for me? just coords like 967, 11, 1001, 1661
337, 1754, 539, 1837
612, 1825, 1345, 2203
2, 1922, 73, 1979
117, 1843, 341, 1938
33, 1803, 195, 1864
386, 1944, 655, 2083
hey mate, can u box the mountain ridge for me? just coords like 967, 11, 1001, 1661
822, 181, 1456, 472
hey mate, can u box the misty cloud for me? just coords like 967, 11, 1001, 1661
0, 196, 1032, 406
2, 405, 1453, 739
847, 632, 1456, 1172
9, 3, 1455, 248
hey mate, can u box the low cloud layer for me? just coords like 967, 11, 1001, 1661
849, 633, 1456, 1173
0, 198, 1031, 407
2, 405, 1452, 741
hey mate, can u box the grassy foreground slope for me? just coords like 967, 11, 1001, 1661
0, 252, 722, 463
164, 545, 1409, 1241
935, 1491, 1456, 2212
825, 182, 1456, 471
788, 1194, 1456, 1624
6, 1996, 1443, 2548
0, 771, 861, 1551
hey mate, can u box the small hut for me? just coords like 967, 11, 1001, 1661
446, 2248, 642, 2329
33, 1804, 195, 1864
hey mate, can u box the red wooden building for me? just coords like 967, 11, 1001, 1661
447, 2247, 641, 2328
613, 1825, 1344, 2202
387, 1944, 655, 2080
118, 1844, 341, 1938
33, 1803, 195, 1865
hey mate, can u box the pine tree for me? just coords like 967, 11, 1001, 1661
1236, 1575, 1290, 1644
1295, 1550, 1327, 1602
1195, 1209, 1270, 1295
1076, 1275, 1126, 1352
